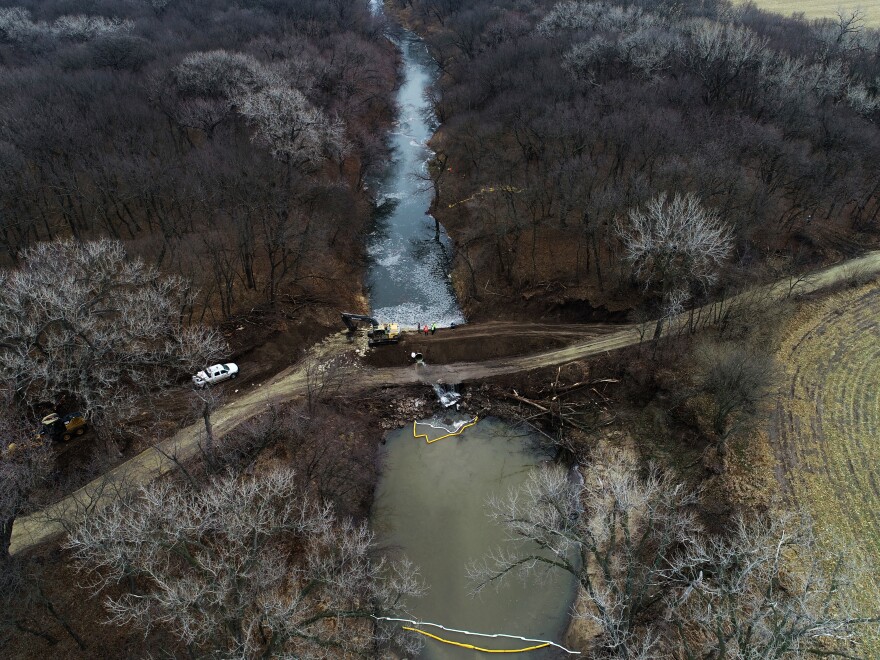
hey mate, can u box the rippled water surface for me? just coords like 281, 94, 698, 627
365, 25, 465, 328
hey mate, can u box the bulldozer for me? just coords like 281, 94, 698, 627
36, 412, 89, 443
3, 412, 89, 456
341, 313, 401, 346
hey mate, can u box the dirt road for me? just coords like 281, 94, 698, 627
12, 250, 880, 555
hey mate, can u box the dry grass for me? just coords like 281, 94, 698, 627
744, 1, 880, 25
771, 284, 880, 654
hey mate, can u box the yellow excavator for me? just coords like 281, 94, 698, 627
341, 313, 401, 346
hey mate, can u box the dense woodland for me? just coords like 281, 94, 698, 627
395, 0, 880, 320
0, 1, 413, 656
0, 0, 398, 322
1, 1, 880, 658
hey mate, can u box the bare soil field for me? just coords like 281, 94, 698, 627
746, 1, 879, 24
771, 283, 880, 653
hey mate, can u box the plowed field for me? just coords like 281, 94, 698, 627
749, 1, 879, 25
772, 284, 880, 652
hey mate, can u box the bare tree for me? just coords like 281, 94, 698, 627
67, 468, 423, 658
537, 2, 646, 36
190, 383, 223, 463
615, 192, 733, 338
172, 51, 277, 100
156, 50, 279, 137
0, 389, 84, 648
684, 20, 767, 104
0, 8, 133, 46
0, 441, 51, 562
0, 239, 227, 448
144, 0, 174, 15
303, 351, 356, 414
813, 9, 880, 60
469, 453, 701, 659
0, 388, 51, 562
0, 8, 36, 45
0, 555, 87, 650
558, 3, 679, 83
667, 514, 880, 659
616, 192, 733, 294
471, 455, 880, 658
237, 85, 348, 167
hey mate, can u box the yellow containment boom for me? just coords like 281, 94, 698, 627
402, 626, 550, 653
413, 416, 479, 444
372, 617, 581, 655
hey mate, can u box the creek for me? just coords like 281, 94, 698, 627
365, 20, 465, 328
366, 5, 576, 657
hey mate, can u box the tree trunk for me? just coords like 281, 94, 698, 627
1, 516, 13, 562
202, 402, 214, 455
40, 587, 87, 650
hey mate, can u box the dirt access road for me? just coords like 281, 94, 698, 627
11, 250, 880, 555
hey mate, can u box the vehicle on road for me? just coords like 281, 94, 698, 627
193, 363, 239, 387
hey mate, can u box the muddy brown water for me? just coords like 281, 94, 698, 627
372, 418, 577, 658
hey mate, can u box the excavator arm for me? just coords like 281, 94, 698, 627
341, 312, 379, 333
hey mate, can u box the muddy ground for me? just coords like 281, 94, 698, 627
362, 320, 609, 368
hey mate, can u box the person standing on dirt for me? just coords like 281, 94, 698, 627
431, 323, 436, 335
423, 324, 429, 336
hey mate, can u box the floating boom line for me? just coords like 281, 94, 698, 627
413, 416, 479, 444
373, 616, 581, 655
402, 626, 549, 653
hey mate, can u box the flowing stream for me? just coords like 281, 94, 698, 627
365, 19, 465, 328
367, 5, 576, 657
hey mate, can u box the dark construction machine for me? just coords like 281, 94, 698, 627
36, 412, 89, 443
341, 313, 401, 347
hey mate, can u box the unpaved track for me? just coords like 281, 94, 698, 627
12, 250, 880, 555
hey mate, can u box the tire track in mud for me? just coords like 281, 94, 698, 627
13, 251, 880, 555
